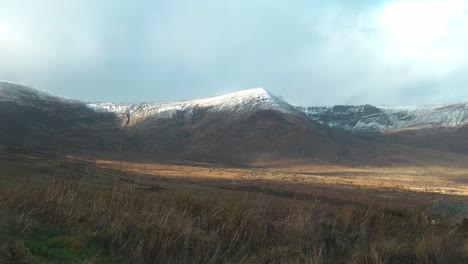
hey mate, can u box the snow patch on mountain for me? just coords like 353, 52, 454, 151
378, 104, 468, 129
300, 103, 468, 132
0, 82, 300, 126
5, 80, 466, 132
0, 80, 74, 106
88, 88, 299, 125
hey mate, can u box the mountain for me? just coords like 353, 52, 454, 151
87, 88, 347, 163
88, 88, 300, 126
0, 82, 345, 163
299, 103, 468, 132
3, 80, 468, 164
298, 103, 468, 155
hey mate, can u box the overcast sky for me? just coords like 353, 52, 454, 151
1, 0, 468, 105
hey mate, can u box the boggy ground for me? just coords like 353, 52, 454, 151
0, 149, 467, 263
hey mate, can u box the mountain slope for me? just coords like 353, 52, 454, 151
380, 124, 468, 155
0, 80, 76, 106
0, 81, 123, 154
298, 102, 468, 155
300, 103, 468, 132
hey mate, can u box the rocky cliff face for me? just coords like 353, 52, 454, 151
299, 103, 468, 132
298, 105, 392, 132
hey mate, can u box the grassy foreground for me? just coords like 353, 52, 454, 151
0, 178, 466, 264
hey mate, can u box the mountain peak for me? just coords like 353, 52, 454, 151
202, 87, 272, 103
145, 87, 296, 119
88, 87, 300, 125
232, 87, 269, 96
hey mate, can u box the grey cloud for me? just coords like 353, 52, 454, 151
0, 0, 467, 105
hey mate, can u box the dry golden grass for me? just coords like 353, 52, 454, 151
94, 159, 468, 195
1, 179, 466, 263
0, 151, 466, 263
94, 159, 468, 211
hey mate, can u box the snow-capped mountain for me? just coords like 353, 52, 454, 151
86, 87, 333, 163
299, 103, 468, 132
3, 79, 468, 134
0, 82, 336, 163
87, 88, 300, 126
3, 80, 468, 162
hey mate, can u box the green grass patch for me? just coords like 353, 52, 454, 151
1, 225, 109, 263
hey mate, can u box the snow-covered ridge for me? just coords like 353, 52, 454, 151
299, 103, 468, 132
88, 88, 299, 125
0, 82, 298, 125
0, 80, 54, 95
4, 80, 467, 131
0, 80, 74, 106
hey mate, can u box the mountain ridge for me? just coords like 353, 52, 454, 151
0, 81, 339, 164
87, 87, 303, 126
4, 79, 467, 132
299, 103, 468, 132
2, 80, 468, 163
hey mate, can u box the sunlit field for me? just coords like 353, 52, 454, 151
95, 158, 468, 216
0, 149, 467, 263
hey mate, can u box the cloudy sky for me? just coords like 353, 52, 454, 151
1, 0, 468, 105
